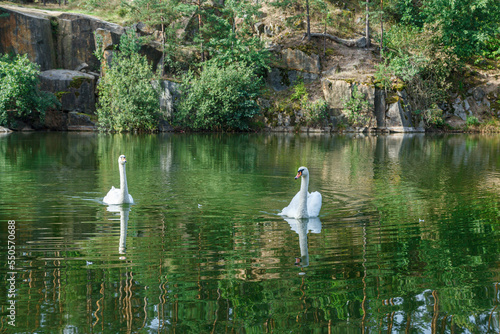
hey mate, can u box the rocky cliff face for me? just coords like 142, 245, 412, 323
0, 5, 124, 71
0, 7, 56, 70
0, 4, 424, 133
5, 4, 496, 133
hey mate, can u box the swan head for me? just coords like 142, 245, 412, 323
295, 166, 309, 179
118, 155, 127, 165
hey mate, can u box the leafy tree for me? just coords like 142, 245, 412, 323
389, 0, 500, 59
124, 0, 182, 75
206, 32, 270, 76
0, 54, 59, 127
375, 21, 458, 122
203, 0, 270, 75
175, 62, 263, 131
96, 30, 160, 132
183, 0, 228, 62
423, 0, 500, 59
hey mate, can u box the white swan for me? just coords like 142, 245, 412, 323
279, 166, 322, 218
103, 155, 134, 204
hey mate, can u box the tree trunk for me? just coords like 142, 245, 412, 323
365, 0, 371, 48
380, 0, 384, 51
306, 0, 311, 41
323, 22, 326, 56
231, 14, 235, 50
197, 0, 204, 62
161, 22, 165, 76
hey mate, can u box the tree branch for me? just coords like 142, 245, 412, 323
305, 32, 367, 48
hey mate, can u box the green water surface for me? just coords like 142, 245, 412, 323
1, 132, 500, 333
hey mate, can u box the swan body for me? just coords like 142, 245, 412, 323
279, 167, 322, 218
103, 155, 134, 204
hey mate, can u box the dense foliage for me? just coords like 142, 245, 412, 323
342, 84, 370, 126
388, 0, 500, 60
290, 80, 329, 127
96, 31, 160, 132
374, 24, 457, 117
0, 54, 59, 127
7, 0, 500, 131
175, 62, 263, 131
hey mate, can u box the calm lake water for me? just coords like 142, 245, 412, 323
1, 132, 500, 333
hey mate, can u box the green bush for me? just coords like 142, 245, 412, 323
303, 99, 329, 126
175, 62, 263, 131
0, 54, 59, 127
342, 85, 370, 127
466, 116, 480, 127
420, 104, 445, 127
96, 31, 160, 132
291, 79, 307, 102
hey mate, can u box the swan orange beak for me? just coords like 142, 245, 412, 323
295, 171, 302, 179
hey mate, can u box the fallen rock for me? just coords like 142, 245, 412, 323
39, 69, 96, 114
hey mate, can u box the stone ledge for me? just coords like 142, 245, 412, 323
386, 127, 425, 133
67, 125, 96, 131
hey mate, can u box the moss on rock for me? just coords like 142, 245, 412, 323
55, 91, 70, 100
69, 76, 90, 89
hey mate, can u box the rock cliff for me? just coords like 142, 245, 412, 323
1, 4, 498, 133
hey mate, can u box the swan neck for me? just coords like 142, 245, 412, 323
299, 173, 309, 194
296, 174, 309, 218
119, 163, 129, 197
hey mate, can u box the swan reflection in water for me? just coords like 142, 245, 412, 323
284, 217, 322, 268
106, 204, 131, 258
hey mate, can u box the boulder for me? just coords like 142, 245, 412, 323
386, 100, 413, 128
39, 70, 96, 114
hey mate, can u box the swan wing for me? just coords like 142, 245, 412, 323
279, 191, 301, 217
126, 194, 134, 204
307, 191, 322, 217
103, 186, 122, 205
